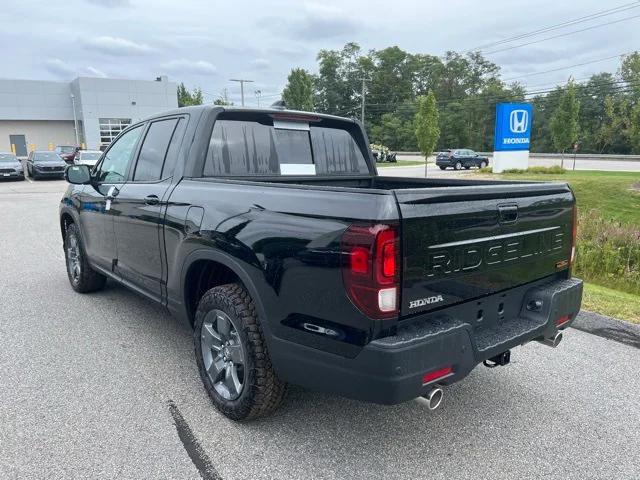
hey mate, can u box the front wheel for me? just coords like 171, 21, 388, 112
194, 283, 286, 421
64, 223, 106, 293
454, 161, 462, 170
439, 166, 447, 170
479, 160, 488, 169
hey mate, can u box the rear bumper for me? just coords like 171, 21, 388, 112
271, 277, 583, 404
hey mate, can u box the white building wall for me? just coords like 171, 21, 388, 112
73, 76, 177, 149
0, 79, 74, 120
0, 76, 178, 151
0, 120, 76, 153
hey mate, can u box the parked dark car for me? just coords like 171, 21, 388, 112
0, 152, 25, 180
60, 105, 582, 421
27, 151, 67, 179
436, 149, 489, 170
55, 145, 79, 164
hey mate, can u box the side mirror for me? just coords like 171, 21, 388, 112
65, 164, 91, 185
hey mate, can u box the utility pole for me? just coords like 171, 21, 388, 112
230, 79, 254, 106
360, 78, 368, 126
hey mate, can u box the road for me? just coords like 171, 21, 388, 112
1, 178, 639, 480
393, 153, 640, 174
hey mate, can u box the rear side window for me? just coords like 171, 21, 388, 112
133, 118, 179, 181
203, 118, 369, 177
162, 118, 186, 178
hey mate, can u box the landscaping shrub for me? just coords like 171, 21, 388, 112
574, 210, 640, 295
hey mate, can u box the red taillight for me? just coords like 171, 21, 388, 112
342, 224, 399, 319
422, 366, 453, 385
570, 205, 577, 265
556, 314, 571, 327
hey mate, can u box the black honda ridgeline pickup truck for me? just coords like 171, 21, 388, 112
60, 106, 582, 420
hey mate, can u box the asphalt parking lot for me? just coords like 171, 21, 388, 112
1, 177, 639, 480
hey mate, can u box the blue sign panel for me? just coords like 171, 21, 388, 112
494, 103, 533, 151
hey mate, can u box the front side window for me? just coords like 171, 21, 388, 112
96, 125, 143, 183
80, 152, 101, 161
133, 119, 178, 182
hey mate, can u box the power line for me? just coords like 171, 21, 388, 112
465, 2, 640, 52
503, 51, 633, 82
485, 14, 640, 55
358, 79, 640, 115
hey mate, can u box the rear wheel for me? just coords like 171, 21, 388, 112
64, 223, 106, 293
194, 283, 286, 421
454, 161, 462, 170
464, 166, 470, 170
480, 160, 488, 169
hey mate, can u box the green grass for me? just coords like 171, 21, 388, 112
500, 170, 640, 227
480, 170, 640, 322
377, 160, 425, 168
582, 283, 640, 324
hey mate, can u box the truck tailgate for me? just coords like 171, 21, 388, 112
395, 182, 575, 317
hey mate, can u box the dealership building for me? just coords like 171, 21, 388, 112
0, 76, 177, 156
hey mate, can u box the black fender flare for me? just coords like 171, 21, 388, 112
179, 248, 273, 337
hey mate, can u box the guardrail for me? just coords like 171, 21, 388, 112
396, 151, 640, 162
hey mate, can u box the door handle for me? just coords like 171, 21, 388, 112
145, 194, 160, 206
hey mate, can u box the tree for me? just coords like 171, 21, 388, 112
414, 91, 440, 174
549, 80, 580, 163
177, 82, 204, 107
282, 68, 314, 111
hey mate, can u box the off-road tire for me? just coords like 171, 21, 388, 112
194, 283, 286, 421
64, 222, 107, 293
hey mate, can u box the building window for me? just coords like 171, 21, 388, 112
99, 118, 132, 150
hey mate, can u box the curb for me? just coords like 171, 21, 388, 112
572, 310, 640, 349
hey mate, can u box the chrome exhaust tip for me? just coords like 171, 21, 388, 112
422, 387, 444, 410
537, 331, 563, 348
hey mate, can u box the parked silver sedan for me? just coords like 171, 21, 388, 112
0, 152, 25, 180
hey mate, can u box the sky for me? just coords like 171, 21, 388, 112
1, 0, 638, 105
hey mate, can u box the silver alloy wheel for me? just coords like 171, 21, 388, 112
67, 233, 81, 283
455, 161, 462, 170
201, 309, 245, 401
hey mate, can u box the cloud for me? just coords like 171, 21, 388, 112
81, 36, 153, 56
160, 59, 217, 75
266, 2, 361, 41
250, 58, 270, 70
85, 0, 129, 6
44, 58, 75, 78
82, 66, 107, 77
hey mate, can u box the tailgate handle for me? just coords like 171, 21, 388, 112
498, 204, 518, 223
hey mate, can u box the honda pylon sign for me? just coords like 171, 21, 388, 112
494, 103, 533, 151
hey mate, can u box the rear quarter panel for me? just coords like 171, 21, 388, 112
164, 179, 399, 356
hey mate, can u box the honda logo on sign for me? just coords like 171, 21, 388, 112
509, 109, 528, 133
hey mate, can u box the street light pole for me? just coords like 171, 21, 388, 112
70, 93, 79, 146
255, 90, 262, 107
230, 79, 254, 106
